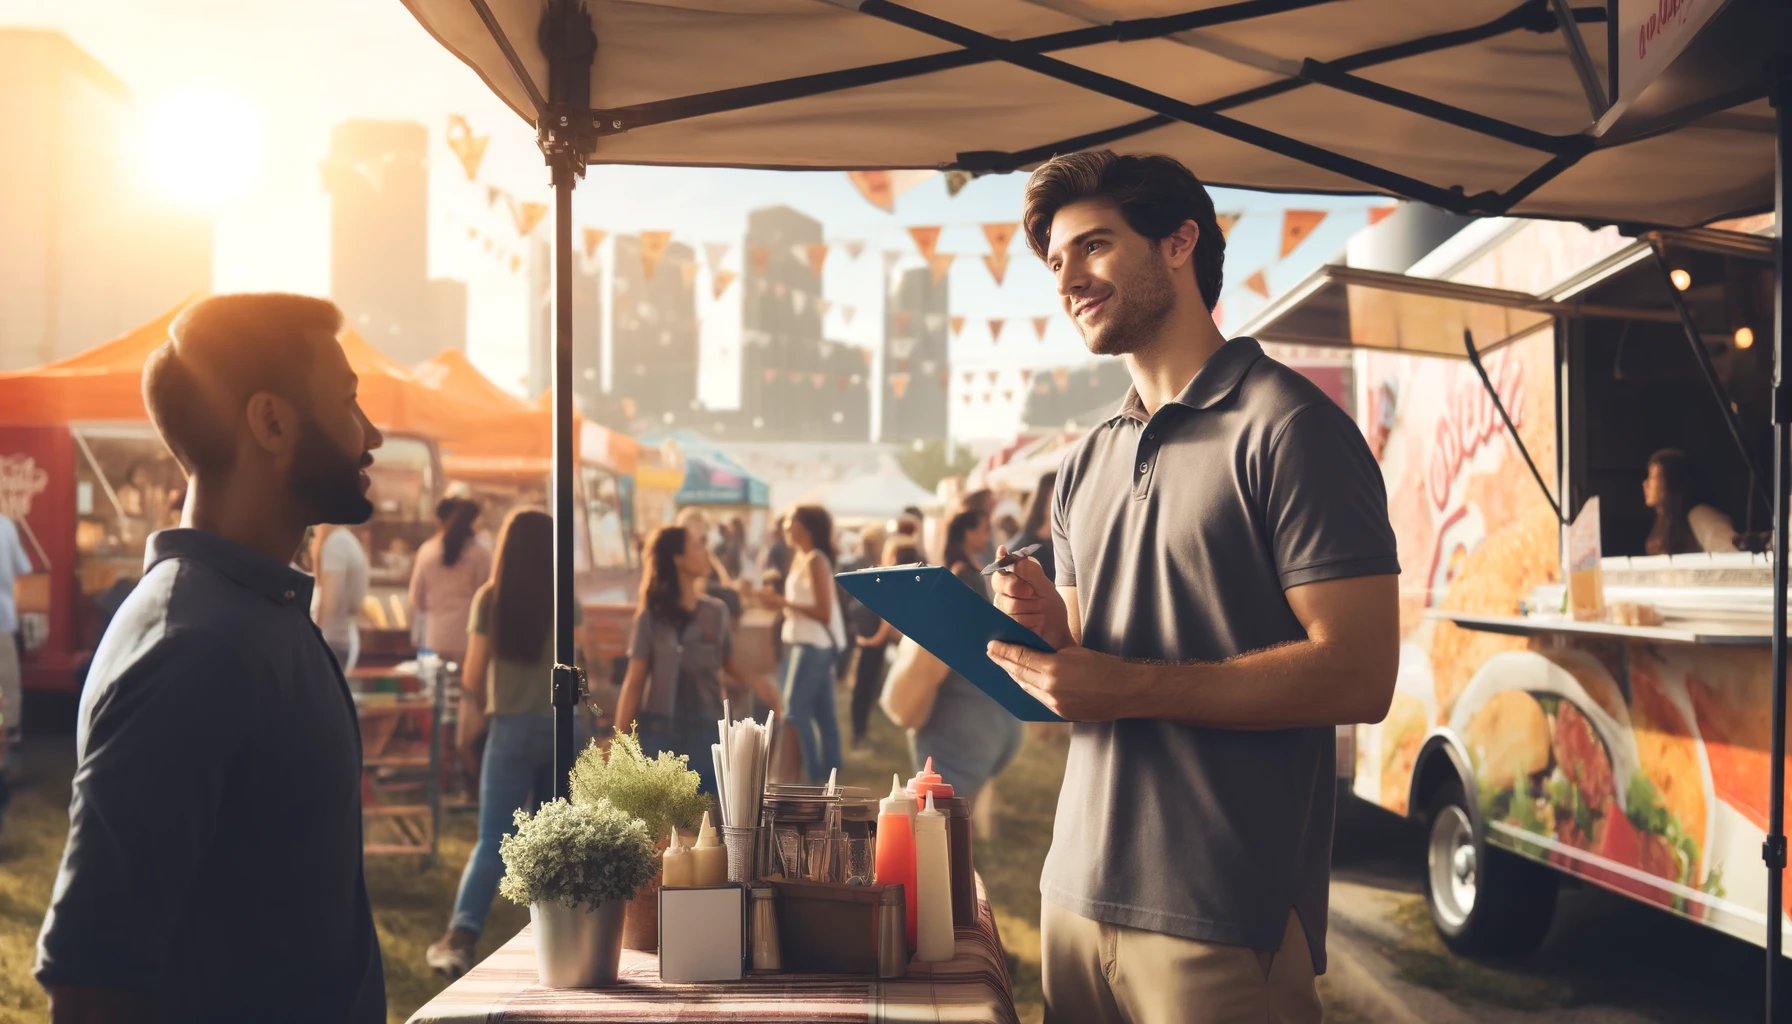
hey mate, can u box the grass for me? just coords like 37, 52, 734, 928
0, 692, 1065, 1024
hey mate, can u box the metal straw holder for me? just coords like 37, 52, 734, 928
721, 825, 764, 884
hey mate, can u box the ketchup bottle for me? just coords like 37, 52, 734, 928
874, 773, 919, 948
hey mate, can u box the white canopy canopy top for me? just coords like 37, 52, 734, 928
400, 0, 1778, 227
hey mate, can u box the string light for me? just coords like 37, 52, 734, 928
1670, 268, 1692, 291
1734, 326, 1755, 350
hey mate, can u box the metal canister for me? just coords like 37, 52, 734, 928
748, 886, 782, 973
875, 884, 908, 979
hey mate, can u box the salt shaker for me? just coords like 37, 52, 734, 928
876, 885, 908, 979
748, 886, 781, 973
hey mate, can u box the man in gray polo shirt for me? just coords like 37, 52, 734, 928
36, 294, 386, 1023
988, 152, 1398, 1024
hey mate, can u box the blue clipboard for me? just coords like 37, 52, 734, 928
835, 564, 1064, 723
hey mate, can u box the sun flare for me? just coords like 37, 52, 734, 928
140, 88, 263, 209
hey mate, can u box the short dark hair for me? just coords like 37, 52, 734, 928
1022, 150, 1226, 311
143, 294, 342, 477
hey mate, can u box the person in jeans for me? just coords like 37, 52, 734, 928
614, 525, 782, 794
759, 504, 844, 784
987, 151, 1398, 1024
409, 497, 492, 788
426, 508, 583, 977
36, 293, 386, 1022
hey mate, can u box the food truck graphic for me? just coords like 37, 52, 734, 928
1248, 215, 1782, 955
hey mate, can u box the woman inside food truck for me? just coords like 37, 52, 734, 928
1641, 448, 1738, 555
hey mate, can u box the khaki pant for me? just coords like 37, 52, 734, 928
1041, 902, 1321, 1024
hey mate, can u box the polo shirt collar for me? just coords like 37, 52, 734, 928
145, 528, 315, 608
1109, 337, 1265, 424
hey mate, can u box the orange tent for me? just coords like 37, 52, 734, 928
409, 348, 638, 477
0, 298, 502, 442
412, 349, 533, 415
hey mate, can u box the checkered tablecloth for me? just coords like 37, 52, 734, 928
406, 878, 1018, 1024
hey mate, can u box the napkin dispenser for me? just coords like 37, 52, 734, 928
659, 885, 746, 982
769, 879, 907, 978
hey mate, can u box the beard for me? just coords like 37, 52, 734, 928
1078, 256, 1178, 357
290, 414, 373, 526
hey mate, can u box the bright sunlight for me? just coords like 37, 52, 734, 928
140, 87, 263, 209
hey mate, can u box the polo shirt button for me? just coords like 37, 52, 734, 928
1147, 432, 1155, 440
283, 589, 296, 601
1139, 462, 1149, 473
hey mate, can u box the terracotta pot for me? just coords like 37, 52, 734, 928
622, 869, 663, 951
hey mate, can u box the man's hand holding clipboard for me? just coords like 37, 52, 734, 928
985, 545, 1137, 723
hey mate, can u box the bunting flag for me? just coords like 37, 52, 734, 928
982, 222, 1018, 257
1003, 390, 1015, 403
445, 115, 488, 181
805, 243, 831, 278
908, 226, 943, 262
950, 315, 966, 337
1368, 204, 1399, 226
890, 373, 911, 399
640, 230, 673, 278
944, 169, 975, 197
860, 348, 874, 368
963, 372, 976, 386
1215, 212, 1241, 240
679, 260, 699, 290
1032, 316, 1051, 342
988, 318, 1006, 344
1280, 210, 1327, 258
509, 253, 522, 274
983, 392, 994, 404
929, 253, 956, 284
818, 298, 833, 316
621, 397, 637, 419
509, 198, 549, 237
1054, 367, 1071, 392
983, 251, 1010, 287
847, 171, 896, 213
774, 282, 788, 299
1020, 368, 1034, 385
987, 370, 1000, 385
937, 371, 951, 388
838, 375, 852, 391
894, 310, 913, 333
788, 370, 805, 385
483, 237, 495, 253
843, 305, 857, 325
763, 369, 778, 384
485, 184, 503, 207
812, 373, 828, 390
705, 241, 731, 270
894, 357, 910, 373
843, 240, 866, 260
750, 245, 771, 273
582, 227, 607, 260
712, 270, 738, 299
1245, 270, 1270, 299
963, 394, 974, 406
883, 249, 903, 273
466, 226, 478, 241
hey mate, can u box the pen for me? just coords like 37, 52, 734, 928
980, 543, 1042, 576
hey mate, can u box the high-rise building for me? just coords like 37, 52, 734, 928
323, 118, 466, 365
610, 234, 699, 430
881, 267, 950, 443
739, 205, 871, 441
0, 31, 212, 370
525, 238, 603, 408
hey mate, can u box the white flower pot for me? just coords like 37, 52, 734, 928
531, 898, 627, 988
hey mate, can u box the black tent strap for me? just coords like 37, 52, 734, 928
1294, 60, 1588, 156
1548, 0, 1608, 120
467, 0, 545, 114
1464, 329, 1566, 525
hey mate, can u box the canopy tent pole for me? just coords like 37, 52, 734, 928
1770, 44, 1791, 1018
539, 0, 598, 800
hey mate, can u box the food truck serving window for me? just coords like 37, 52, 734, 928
363, 436, 438, 587
582, 464, 635, 572
1565, 245, 1775, 557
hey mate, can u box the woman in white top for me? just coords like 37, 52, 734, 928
759, 504, 845, 783
1643, 448, 1738, 555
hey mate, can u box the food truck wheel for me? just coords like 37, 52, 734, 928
1423, 782, 1556, 956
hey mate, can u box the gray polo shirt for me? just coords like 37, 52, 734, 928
1044, 337, 1398, 972
36, 529, 384, 1023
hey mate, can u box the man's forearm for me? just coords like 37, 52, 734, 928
1120, 638, 1394, 730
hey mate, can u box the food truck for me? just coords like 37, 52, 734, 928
0, 304, 450, 692
1246, 214, 1782, 957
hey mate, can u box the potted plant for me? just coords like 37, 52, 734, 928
569, 730, 713, 951
499, 797, 658, 988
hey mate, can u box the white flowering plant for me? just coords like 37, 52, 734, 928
498, 798, 659, 908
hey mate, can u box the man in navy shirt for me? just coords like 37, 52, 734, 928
36, 293, 387, 1023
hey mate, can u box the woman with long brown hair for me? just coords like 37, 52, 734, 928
1643, 448, 1738, 555
614, 525, 781, 794
427, 508, 582, 977
759, 504, 846, 783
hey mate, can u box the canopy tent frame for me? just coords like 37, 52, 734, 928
400, 1, 1789, 1013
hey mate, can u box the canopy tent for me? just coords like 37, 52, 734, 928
807, 455, 939, 521
0, 298, 508, 442
673, 452, 771, 508
415, 353, 643, 477
413, 348, 535, 415
396, 5, 1790, 996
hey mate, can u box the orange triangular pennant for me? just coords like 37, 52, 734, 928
750, 245, 771, 274
982, 222, 1018, 257
847, 171, 896, 212
1215, 212, 1241, 240
1054, 367, 1070, 392
1369, 205, 1398, 226
509, 198, 548, 237
988, 318, 1006, 343
466, 226, 478, 241
895, 311, 913, 333
806, 244, 831, 278
712, 270, 738, 300
844, 240, 866, 260
509, 253, 522, 274
485, 184, 503, 207
679, 260, 699, 290
640, 230, 673, 278
1280, 210, 1327, 258
890, 373, 911, 399
860, 348, 874, 368
984, 251, 1010, 287
1245, 270, 1270, 299
445, 114, 488, 182
950, 316, 966, 337
582, 227, 607, 260
1032, 316, 1050, 342
929, 253, 956, 284
987, 370, 1000, 385
908, 226, 942, 263
705, 241, 730, 270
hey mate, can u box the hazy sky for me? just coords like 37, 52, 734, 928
6, 0, 1382, 440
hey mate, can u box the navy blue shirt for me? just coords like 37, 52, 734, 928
36, 530, 385, 1023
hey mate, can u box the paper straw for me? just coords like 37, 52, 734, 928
712, 743, 728, 826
